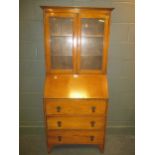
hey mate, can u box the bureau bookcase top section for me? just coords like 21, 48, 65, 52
41, 6, 113, 74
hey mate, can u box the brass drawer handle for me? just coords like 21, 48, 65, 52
56, 106, 61, 112
90, 136, 94, 141
90, 121, 96, 127
58, 136, 62, 142
57, 121, 62, 127
92, 106, 96, 112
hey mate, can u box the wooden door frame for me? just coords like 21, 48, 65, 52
77, 13, 111, 74
43, 11, 78, 74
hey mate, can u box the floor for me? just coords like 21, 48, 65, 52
20, 134, 135, 155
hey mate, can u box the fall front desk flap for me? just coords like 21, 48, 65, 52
44, 74, 109, 99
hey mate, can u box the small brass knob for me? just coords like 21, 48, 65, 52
58, 136, 62, 142
90, 136, 94, 141
92, 106, 96, 112
90, 121, 95, 127
57, 121, 62, 127
56, 106, 61, 112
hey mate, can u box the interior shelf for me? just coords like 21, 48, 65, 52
82, 34, 104, 37
51, 34, 104, 37
51, 34, 72, 37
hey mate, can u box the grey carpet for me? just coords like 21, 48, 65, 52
20, 134, 135, 155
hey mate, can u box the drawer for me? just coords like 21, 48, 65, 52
47, 130, 104, 144
45, 99, 106, 115
47, 116, 105, 130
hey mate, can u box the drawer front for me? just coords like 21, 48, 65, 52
47, 130, 104, 144
47, 116, 104, 130
45, 99, 106, 115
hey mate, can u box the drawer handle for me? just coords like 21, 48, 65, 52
90, 136, 95, 141
58, 136, 62, 142
57, 121, 62, 127
92, 106, 96, 112
90, 121, 96, 127
56, 106, 61, 112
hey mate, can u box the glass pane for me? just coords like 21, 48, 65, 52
50, 17, 73, 69
80, 18, 105, 70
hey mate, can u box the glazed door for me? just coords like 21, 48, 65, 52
44, 12, 77, 73
77, 13, 110, 73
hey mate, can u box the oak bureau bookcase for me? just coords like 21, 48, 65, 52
41, 6, 113, 153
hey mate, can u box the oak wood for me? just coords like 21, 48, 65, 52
41, 6, 113, 153
41, 6, 114, 15
44, 74, 109, 99
98, 144, 104, 153
47, 130, 104, 144
42, 7, 112, 74
43, 11, 51, 74
47, 116, 105, 130
45, 99, 106, 115
44, 12, 77, 73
